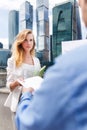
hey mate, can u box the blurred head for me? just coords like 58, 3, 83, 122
12, 29, 36, 67
78, 0, 87, 26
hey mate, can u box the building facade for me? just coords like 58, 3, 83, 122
0, 49, 11, 69
8, 10, 19, 49
52, 0, 82, 60
19, 1, 33, 31
0, 42, 3, 48
36, 0, 49, 65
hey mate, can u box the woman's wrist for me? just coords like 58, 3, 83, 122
10, 81, 19, 91
22, 87, 34, 94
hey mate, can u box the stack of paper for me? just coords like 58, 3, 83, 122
17, 76, 43, 91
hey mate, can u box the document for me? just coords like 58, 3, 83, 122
17, 76, 43, 91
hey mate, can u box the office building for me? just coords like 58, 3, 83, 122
19, 1, 33, 31
52, 0, 82, 60
0, 42, 3, 48
8, 10, 19, 49
0, 49, 11, 69
36, 0, 49, 65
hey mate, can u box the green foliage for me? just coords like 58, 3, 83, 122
38, 65, 46, 77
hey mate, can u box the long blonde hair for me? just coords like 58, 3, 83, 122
11, 29, 35, 67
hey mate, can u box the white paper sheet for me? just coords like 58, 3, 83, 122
17, 76, 43, 91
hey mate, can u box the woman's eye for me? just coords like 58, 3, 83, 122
30, 39, 33, 41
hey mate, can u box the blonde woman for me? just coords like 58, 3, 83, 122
4, 29, 41, 130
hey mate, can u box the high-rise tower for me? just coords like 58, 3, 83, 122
19, 1, 33, 31
52, 0, 82, 60
36, 0, 49, 65
8, 10, 19, 49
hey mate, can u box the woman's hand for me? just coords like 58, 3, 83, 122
10, 80, 22, 91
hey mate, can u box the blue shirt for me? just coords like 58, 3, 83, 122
15, 45, 87, 130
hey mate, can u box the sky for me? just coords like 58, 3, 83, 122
0, 0, 82, 49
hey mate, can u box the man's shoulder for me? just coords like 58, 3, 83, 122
56, 44, 87, 63
51, 44, 87, 75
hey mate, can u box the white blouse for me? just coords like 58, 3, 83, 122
6, 56, 41, 88
4, 56, 41, 112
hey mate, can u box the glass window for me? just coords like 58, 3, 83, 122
37, 6, 48, 21
46, 36, 49, 50
38, 7, 44, 21
38, 36, 44, 50
57, 11, 66, 31
44, 7, 48, 21
45, 21, 49, 36
38, 21, 45, 35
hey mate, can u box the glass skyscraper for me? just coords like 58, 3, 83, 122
36, 0, 49, 65
8, 10, 19, 49
19, 1, 33, 31
0, 42, 3, 48
52, 0, 82, 60
0, 49, 11, 69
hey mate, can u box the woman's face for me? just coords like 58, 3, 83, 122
21, 33, 34, 52
79, 0, 87, 26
